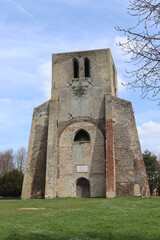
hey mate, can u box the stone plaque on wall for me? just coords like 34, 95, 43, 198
77, 165, 88, 173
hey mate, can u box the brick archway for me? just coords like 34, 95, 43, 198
58, 121, 105, 198
76, 178, 90, 198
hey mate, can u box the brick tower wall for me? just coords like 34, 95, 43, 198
105, 96, 150, 197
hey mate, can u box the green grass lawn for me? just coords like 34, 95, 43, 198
0, 197, 160, 240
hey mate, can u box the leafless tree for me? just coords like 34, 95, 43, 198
116, 0, 160, 101
14, 147, 26, 173
0, 149, 15, 176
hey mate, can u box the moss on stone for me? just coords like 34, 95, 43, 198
73, 85, 86, 97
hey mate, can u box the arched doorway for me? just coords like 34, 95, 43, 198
76, 178, 90, 198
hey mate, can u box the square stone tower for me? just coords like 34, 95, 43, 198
22, 49, 150, 199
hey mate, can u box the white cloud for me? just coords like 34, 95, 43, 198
0, 97, 39, 151
114, 35, 132, 61
38, 61, 51, 80
140, 139, 153, 147
138, 121, 160, 138
0, 48, 32, 59
114, 35, 151, 63
54, 37, 111, 53
0, 98, 12, 104
4, 0, 39, 25
138, 121, 160, 155
115, 36, 127, 45
136, 110, 160, 124
117, 74, 126, 92
57, 0, 87, 4
0, 98, 39, 111
140, 138, 160, 155
37, 60, 52, 99
89, 37, 109, 50
49, 0, 129, 8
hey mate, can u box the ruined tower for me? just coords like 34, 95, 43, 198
22, 49, 150, 199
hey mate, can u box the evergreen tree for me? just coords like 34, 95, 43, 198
0, 170, 23, 197
143, 150, 160, 195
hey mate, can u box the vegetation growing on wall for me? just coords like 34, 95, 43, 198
72, 85, 86, 97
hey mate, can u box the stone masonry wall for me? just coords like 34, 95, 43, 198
45, 99, 59, 198
22, 49, 150, 199
51, 49, 118, 130
105, 96, 150, 197
52, 49, 117, 98
21, 101, 49, 199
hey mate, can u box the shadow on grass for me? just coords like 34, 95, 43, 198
0, 197, 21, 200
3, 232, 160, 240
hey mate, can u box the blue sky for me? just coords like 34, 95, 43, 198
0, 0, 160, 155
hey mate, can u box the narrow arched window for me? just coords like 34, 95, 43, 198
74, 129, 90, 142
84, 58, 90, 77
73, 59, 79, 78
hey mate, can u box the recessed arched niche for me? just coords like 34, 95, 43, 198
74, 129, 90, 142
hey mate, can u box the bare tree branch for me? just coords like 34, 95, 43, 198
0, 149, 15, 176
116, 0, 160, 102
14, 147, 26, 173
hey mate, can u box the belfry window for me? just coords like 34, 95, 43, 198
84, 58, 90, 77
73, 59, 79, 78
74, 129, 90, 142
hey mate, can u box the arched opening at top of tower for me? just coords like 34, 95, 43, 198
73, 58, 79, 78
84, 57, 90, 77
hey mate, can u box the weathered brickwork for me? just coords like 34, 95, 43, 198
22, 49, 150, 199
106, 119, 115, 198
105, 96, 150, 197
58, 122, 105, 197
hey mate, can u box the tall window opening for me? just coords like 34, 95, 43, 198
73, 59, 79, 78
74, 129, 90, 142
84, 58, 90, 77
